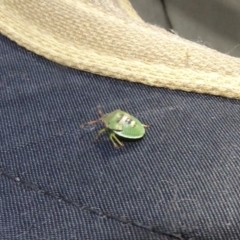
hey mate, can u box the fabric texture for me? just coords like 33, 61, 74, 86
1, 0, 240, 99
2, 34, 240, 240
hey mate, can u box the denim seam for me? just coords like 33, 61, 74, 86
0, 166, 186, 240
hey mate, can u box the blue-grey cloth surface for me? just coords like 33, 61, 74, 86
1, 34, 240, 240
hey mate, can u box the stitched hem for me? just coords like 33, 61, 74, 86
0, 166, 185, 240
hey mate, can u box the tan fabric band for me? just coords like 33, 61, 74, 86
1, 0, 240, 99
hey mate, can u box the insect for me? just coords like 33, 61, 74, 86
82, 107, 148, 148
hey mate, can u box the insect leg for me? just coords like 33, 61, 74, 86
95, 128, 106, 141
109, 132, 124, 148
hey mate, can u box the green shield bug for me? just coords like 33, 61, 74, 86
82, 107, 148, 148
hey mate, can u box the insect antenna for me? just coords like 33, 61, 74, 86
87, 119, 101, 125
80, 118, 102, 128
80, 106, 105, 128
91, 105, 105, 123
80, 106, 104, 128
97, 105, 104, 117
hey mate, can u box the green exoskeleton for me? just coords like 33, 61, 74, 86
83, 108, 148, 148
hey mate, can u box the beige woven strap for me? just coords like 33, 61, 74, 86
1, 0, 240, 99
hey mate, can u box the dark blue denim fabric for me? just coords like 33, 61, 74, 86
1, 34, 240, 240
